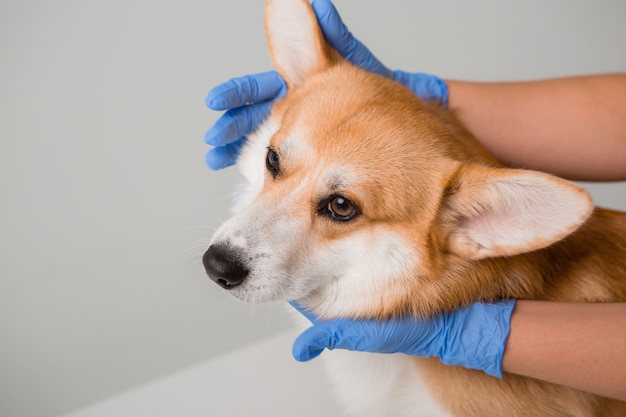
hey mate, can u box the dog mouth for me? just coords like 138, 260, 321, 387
203, 244, 249, 290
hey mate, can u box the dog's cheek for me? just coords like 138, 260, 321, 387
305, 228, 421, 319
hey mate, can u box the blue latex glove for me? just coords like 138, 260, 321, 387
291, 299, 516, 378
204, 71, 287, 170
205, 0, 448, 169
311, 0, 448, 105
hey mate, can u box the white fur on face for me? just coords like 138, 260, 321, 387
231, 118, 278, 214
212, 208, 418, 312
302, 228, 419, 318
210, 118, 420, 316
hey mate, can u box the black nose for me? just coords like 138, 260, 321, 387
203, 244, 249, 289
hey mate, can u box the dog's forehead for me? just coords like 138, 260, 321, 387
316, 163, 359, 194
271, 129, 358, 196
266, 65, 465, 214
275, 126, 316, 167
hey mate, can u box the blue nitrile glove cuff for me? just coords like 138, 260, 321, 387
438, 300, 515, 378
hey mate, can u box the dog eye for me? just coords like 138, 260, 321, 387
326, 195, 358, 221
266, 148, 280, 176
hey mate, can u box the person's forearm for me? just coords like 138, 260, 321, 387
501, 300, 626, 401
446, 75, 626, 182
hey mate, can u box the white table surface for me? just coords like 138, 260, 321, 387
61, 329, 343, 417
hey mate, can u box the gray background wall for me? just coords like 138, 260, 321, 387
1, 1, 625, 416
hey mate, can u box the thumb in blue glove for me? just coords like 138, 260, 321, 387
290, 299, 515, 378
311, 0, 448, 106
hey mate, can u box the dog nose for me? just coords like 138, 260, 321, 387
203, 244, 248, 289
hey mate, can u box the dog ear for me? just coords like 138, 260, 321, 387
265, 0, 341, 88
439, 164, 593, 260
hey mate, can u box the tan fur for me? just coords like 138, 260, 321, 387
256, 1, 626, 415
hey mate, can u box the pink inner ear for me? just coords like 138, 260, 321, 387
265, 0, 330, 87
448, 168, 593, 259
461, 205, 551, 254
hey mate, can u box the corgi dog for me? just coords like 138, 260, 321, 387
203, 0, 626, 415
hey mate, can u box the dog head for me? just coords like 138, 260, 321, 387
203, 0, 592, 319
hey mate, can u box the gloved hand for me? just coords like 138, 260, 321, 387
204, 71, 286, 170
290, 299, 516, 378
311, 0, 448, 105
205, 0, 448, 170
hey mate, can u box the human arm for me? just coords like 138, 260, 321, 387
447, 75, 626, 182
320, 0, 626, 181
502, 300, 626, 401
291, 300, 626, 401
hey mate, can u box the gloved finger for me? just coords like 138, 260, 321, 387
288, 301, 320, 325
311, 0, 392, 78
205, 101, 273, 146
292, 324, 339, 362
206, 71, 286, 110
292, 318, 394, 362
205, 137, 247, 170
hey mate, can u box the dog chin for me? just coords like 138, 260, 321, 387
227, 288, 281, 304
226, 274, 313, 304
